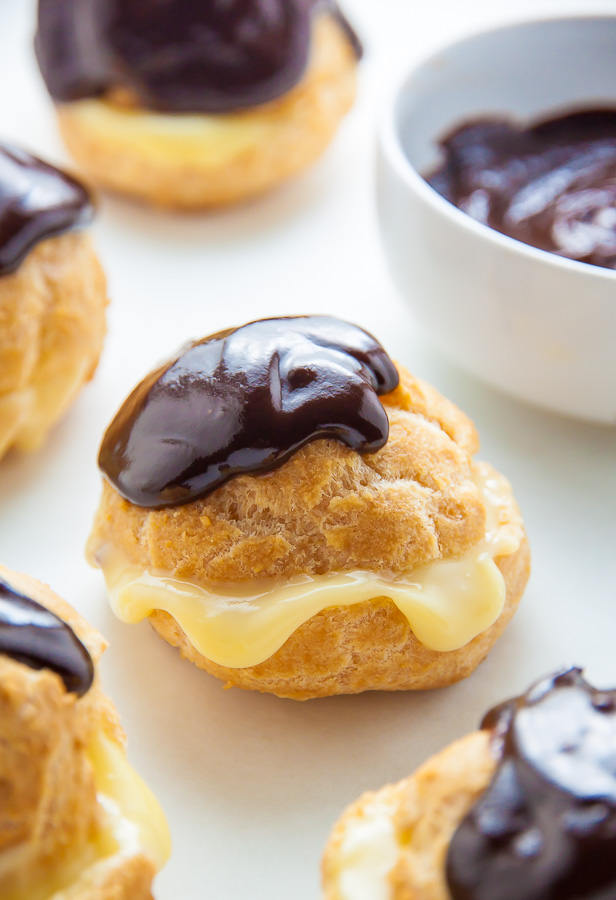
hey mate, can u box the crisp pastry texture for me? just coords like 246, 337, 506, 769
88, 364, 530, 699
322, 731, 495, 900
0, 232, 107, 460
55, 15, 357, 209
0, 565, 169, 900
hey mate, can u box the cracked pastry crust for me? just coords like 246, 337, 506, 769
0, 232, 107, 461
55, 15, 357, 209
88, 364, 530, 699
0, 565, 160, 900
322, 731, 496, 900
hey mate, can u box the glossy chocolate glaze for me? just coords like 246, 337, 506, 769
427, 109, 616, 269
99, 316, 399, 509
446, 667, 616, 900
0, 143, 93, 277
35, 0, 361, 115
0, 577, 94, 696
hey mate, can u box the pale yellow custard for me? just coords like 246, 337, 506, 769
91, 465, 522, 670
61, 98, 277, 169
87, 729, 170, 873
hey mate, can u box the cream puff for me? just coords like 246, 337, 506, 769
322, 666, 616, 900
0, 143, 107, 461
0, 564, 170, 899
87, 316, 530, 700
35, 1, 361, 208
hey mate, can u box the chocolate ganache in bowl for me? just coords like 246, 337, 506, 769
427, 109, 616, 271
377, 16, 616, 423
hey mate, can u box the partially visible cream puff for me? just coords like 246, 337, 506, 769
35, 1, 361, 208
0, 564, 170, 900
87, 316, 530, 700
0, 143, 107, 461
322, 667, 616, 900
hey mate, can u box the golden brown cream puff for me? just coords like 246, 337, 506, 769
322, 667, 616, 900
35, 1, 361, 208
0, 143, 107, 461
87, 316, 530, 700
0, 564, 170, 900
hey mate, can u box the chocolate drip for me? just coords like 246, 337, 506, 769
99, 316, 399, 509
0, 143, 93, 277
0, 577, 94, 696
446, 667, 616, 900
426, 109, 616, 269
35, 0, 361, 115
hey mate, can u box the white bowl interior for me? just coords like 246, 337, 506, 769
397, 17, 616, 174
377, 15, 616, 423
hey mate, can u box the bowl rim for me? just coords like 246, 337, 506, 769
378, 12, 616, 285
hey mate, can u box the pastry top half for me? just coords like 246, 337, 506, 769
0, 565, 170, 900
92, 316, 489, 580
323, 667, 616, 900
88, 316, 526, 679
35, 0, 361, 115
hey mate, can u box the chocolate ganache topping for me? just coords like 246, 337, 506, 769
0, 577, 94, 696
99, 316, 399, 509
35, 0, 361, 115
446, 667, 616, 900
0, 143, 93, 277
427, 109, 616, 269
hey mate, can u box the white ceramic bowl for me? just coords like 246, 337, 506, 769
377, 16, 616, 424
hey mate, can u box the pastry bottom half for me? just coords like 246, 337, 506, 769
0, 566, 169, 900
147, 536, 530, 700
55, 15, 357, 209
322, 730, 496, 900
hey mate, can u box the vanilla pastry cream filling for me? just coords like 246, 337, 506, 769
92, 465, 522, 669
1, 725, 170, 900
61, 99, 276, 168
331, 795, 400, 900
87, 729, 171, 873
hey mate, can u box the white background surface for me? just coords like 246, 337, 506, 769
0, 1, 615, 898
